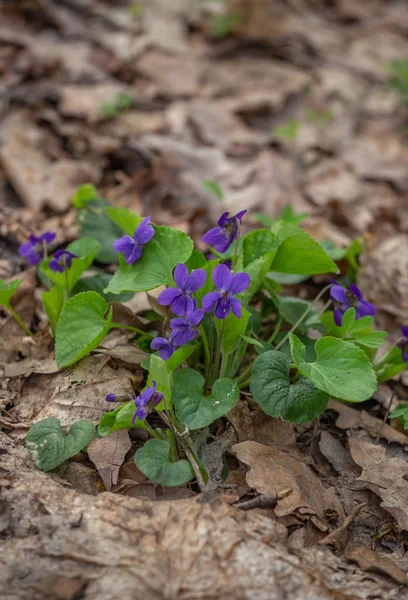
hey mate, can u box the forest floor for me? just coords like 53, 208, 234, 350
2, 1, 408, 598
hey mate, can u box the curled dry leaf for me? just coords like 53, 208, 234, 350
349, 434, 408, 532
346, 543, 408, 586
88, 430, 131, 491
232, 441, 345, 532
329, 400, 408, 446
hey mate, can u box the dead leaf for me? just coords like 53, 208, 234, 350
319, 503, 366, 550
329, 400, 408, 446
3, 357, 59, 378
232, 441, 345, 532
60, 462, 100, 496
318, 430, 360, 477
11, 355, 136, 426
88, 430, 131, 491
346, 543, 408, 586
349, 434, 408, 531
228, 400, 296, 450
0, 111, 100, 211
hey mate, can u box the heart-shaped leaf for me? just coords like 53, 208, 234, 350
26, 417, 95, 471
250, 350, 329, 422
104, 216, 193, 294
41, 237, 101, 291
290, 333, 377, 402
56, 291, 113, 368
42, 284, 65, 331
270, 221, 338, 275
173, 368, 239, 429
135, 439, 194, 486
0, 278, 22, 307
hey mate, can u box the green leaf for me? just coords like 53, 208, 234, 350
72, 274, 133, 303
26, 417, 95, 471
280, 205, 308, 226
135, 439, 194, 486
146, 354, 172, 405
240, 334, 264, 349
270, 222, 338, 275
72, 183, 97, 208
165, 344, 197, 372
98, 402, 149, 436
77, 199, 124, 264
250, 350, 329, 422
105, 225, 193, 294
185, 249, 206, 271
241, 255, 277, 304
0, 278, 22, 307
278, 296, 323, 333
173, 368, 239, 429
218, 307, 250, 354
42, 284, 65, 331
253, 213, 274, 228
105, 206, 143, 236
290, 334, 377, 402
41, 237, 101, 291
319, 240, 347, 261
203, 180, 223, 200
375, 347, 407, 383
195, 259, 219, 305
55, 291, 113, 368
352, 331, 387, 350
242, 229, 281, 267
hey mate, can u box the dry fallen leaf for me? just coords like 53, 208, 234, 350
349, 434, 408, 531
228, 400, 296, 450
232, 441, 345, 532
318, 430, 360, 477
88, 430, 131, 491
346, 543, 408, 586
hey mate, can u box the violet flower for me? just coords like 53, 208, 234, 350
105, 394, 117, 402
158, 263, 206, 316
202, 210, 246, 253
19, 231, 56, 265
330, 280, 376, 326
169, 308, 204, 346
150, 333, 178, 361
400, 326, 408, 362
113, 217, 155, 265
202, 264, 250, 319
49, 249, 78, 273
132, 381, 163, 423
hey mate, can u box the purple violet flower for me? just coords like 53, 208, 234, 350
202, 264, 250, 319
105, 394, 117, 402
330, 280, 376, 327
169, 308, 204, 346
158, 263, 206, 316
400, 326, 408, 362
132, 381, 163, 423
150, 333, 178, 360
202, 210, 247, 254
19, 231, 56, 265
49, 249, 78, 273
113, 217, 155, 265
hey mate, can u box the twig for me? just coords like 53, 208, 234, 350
234, 489, 292, 510
375, 391, 395, 444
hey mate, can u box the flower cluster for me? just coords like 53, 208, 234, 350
330, 279, 376, 326
113, 217, 155, 264
106, 381, 163, 423
19, 231, 56, 265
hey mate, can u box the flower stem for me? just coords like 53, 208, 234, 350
275, 284, 333, 351
267, 316, 283, 344
235, 362, 252, 384
211, 319, 225, 385
110, 322, 147, 336
200, 324, 211, 380
232, 220, 241, 269
7, 305, 33, 336
238, 378, 251, 390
